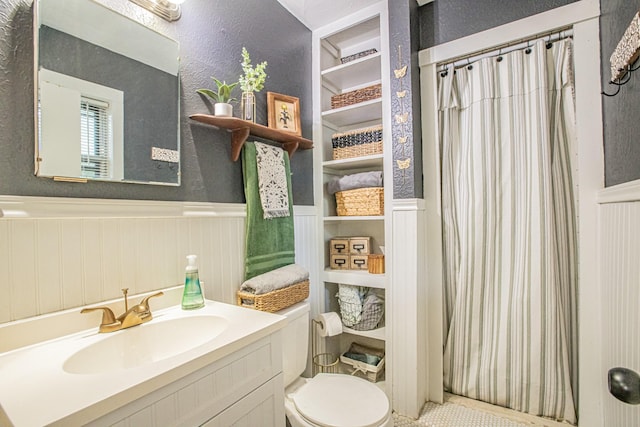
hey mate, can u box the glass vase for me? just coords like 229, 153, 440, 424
241, 91, 256, 123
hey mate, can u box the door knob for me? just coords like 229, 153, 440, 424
608, 367, 640, 404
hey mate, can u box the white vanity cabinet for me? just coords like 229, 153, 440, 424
0, 299, 288, 427
87, 333, 285, 427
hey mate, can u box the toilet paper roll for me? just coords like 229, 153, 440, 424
316, 312, 343, 337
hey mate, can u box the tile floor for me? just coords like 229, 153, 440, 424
393, 393, 572, 427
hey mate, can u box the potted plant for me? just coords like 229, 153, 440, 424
238, 47, 267, 123
197, 77, 239, 117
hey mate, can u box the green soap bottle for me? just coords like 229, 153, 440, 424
182, 254, 205, 310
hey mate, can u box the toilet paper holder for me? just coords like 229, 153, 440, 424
311, 319, 340, 376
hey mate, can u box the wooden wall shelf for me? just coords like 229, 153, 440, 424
190, 114, 313, 162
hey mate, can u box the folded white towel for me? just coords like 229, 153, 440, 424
240, 263, 309, 295
327, 171, 383, 195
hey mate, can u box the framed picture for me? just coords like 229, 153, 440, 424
267, 92, 301, 136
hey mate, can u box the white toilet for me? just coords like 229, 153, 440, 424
278, 301, 393, 427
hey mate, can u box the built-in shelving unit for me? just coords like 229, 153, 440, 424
313, 4, 391, 391
189, 114, 313, 161
322, 154, 384, 171
321, 98, 382, 127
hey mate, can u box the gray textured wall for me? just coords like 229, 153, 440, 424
389, 0, 423, 199
600, 0, 640, 187
418, 0, 578, 49
0, 0, 313, 204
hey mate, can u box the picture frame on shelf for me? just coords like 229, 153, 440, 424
267, 91, 301, 136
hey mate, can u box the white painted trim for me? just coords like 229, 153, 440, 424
0, 196, 245, 218
572, 17, 606, 427
418, 0, 600, 67
390, 207, 427, 418
392, 198, 426, 211
420, 57, 444, 405
418, 2, 604, 424
0, 195, 317, 219
597, 179, 640, 204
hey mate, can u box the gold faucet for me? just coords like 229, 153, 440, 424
81, 288, 164, 333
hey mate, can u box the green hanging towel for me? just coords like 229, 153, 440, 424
242, 141, 295, 280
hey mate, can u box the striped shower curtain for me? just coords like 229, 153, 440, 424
439, 39, 577, 424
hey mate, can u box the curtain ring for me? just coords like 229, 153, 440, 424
546, 33, 553, 49
496, 47, 503, 62
466, 58, 473, 70
525, 40, 532, 55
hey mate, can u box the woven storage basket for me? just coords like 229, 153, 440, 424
340, 48, 378, 64
331, 83, 382, 109
341, 353, 386, 382
332, 125, 383, 160
336, 187, 384, 216
368, 254, 385, 274
340, 342, 385, 382
236, 280, 309, 313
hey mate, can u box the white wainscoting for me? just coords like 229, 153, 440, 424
598, 180, 640, 426
0, 196, 318, 324
390, 199, 427, 418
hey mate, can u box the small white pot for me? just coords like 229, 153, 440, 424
214, 103, 233, 117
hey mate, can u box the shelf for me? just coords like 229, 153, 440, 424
321, 99, 382, 128
322, 53, 382, 90
323, 268, 385, 288
324, 215, 384, 222
323, 154, 383, 171
343, 325, 386, 341
189, 115, 313, 162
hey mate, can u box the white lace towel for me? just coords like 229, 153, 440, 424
255, 142, 290, 219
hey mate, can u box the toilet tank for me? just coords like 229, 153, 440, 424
277, 301, 310, 387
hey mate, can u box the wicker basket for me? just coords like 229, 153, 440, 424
236, 280, 309, 313
332, 125, 383, 160
331, 83, 382, 109
336, 187, 384, 216
340, 48, 378, 64
340, 342, 385, 382
368, 254, 385, 274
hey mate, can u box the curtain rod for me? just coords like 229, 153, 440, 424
440, 27, 574, 70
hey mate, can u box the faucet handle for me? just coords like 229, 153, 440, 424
81, 306, 121, 333
139, 291, 164, 309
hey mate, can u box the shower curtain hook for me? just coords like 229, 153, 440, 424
466, 58, 473, 70
546, 32, 553, 49
525, 39, 532, 54
496, 47, 503, 62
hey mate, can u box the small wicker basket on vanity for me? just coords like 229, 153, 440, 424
236, 280, 309, 313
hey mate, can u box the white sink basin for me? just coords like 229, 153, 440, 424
63, 315, 229, 374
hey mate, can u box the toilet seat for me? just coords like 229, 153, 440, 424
291, 373, 390, 427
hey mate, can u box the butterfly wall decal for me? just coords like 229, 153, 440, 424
394, 65, 408, 79
397, 158, 411, 170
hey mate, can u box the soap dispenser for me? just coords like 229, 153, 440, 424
181, 254, 205, 310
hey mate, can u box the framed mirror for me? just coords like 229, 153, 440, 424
34, 0, 180, 185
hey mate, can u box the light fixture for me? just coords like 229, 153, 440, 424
129, 0, 184, 22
